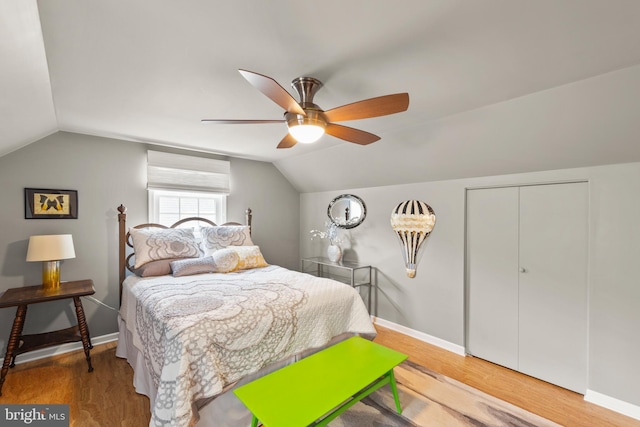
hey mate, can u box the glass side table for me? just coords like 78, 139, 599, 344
301, 257, 372, 313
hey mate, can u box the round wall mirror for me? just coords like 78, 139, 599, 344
327, 194, 367, 229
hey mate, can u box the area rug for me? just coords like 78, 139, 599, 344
332, 360, 561, 427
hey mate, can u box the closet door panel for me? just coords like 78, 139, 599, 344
467, 187, 520, 370
518, 182, 588, 393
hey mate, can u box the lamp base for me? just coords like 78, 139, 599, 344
42, 260, 61, 291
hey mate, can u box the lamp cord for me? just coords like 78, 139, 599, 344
83, 295, 118, 312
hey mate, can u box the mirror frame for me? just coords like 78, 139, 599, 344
327, 194, 367, 229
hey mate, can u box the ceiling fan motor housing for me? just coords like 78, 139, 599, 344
285, 109, 326, 127
286, 76, 328, 132
291, 76, 323, 106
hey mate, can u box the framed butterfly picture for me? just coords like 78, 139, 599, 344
25, 188, 78, 219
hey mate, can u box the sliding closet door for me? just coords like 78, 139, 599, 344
467, 187, 520, 371
518, 182, 588, 393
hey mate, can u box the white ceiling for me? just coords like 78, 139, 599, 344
3, 1, 640, 191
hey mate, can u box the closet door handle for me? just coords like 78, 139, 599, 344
519, 267, 527, 273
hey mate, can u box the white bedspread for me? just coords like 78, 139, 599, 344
119, 265, 376, 427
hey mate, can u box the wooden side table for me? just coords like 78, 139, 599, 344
0, 279, 95, 396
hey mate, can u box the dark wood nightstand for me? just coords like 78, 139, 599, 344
0, 279, 95, 396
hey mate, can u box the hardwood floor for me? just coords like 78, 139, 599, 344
373, 325, 639, 427
1, 341, 150, 426
1, 325, 638, 426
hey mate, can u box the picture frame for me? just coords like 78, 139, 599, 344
24, 188, 78, 219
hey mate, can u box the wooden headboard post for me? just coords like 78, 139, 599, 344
117, 204, 253, 306
117, 204, 127, 306
246, 208, 253, 235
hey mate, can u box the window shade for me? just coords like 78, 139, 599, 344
147, 151, 231, 194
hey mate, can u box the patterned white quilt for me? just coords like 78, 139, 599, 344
119, 265, 376, 427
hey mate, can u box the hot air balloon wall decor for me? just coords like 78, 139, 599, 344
390, 200, 436, 278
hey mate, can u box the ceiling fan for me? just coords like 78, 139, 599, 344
201, 69, 410, 149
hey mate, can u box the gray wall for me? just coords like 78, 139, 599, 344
301, 162, 640, 408
0, 131, 299, 353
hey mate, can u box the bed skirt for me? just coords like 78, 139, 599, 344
116, 315, 360, 426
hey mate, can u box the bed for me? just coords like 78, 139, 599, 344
114, 205, 376, 427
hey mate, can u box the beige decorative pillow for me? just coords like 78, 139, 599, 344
232, 246, 268, 270
129, 227, 200, 268
211, 248, 240, 273
200, 226, 254, 256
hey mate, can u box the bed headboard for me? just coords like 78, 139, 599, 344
116, 204, 252, 305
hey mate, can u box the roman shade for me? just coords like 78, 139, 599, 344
147, 150, 230, 194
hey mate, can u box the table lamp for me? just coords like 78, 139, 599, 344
26, 234, 76, 290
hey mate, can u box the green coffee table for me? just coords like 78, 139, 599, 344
233, 336, 408, 427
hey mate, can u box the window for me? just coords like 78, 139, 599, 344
148, 190, 226, 226
146, 150, 230, 226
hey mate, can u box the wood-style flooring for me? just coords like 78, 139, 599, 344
1, 325, 638, 426
373, 325, 639, 427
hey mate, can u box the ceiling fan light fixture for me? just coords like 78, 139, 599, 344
286, 111, 326, 144
288, 124, 325, 144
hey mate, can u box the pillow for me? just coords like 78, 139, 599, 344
171, 249, 239, 276
171, 256, 216, 277
129, 227, 200, 268
212, 247, 240, 273
232, 246, 268, 270
200, 226, 254, 256
131, 258, 178, 277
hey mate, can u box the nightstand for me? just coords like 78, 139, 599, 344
0, 279, 95, 396
301, 257, 372, 312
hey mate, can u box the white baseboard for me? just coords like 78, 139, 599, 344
372, 316, 466, 356
13, 332, 119, 366
585, 389, 640, 421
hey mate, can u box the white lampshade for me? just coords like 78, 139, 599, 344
26, 234, 76, 262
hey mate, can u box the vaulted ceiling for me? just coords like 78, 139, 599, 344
4, 1, 640, 192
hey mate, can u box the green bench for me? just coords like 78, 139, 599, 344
233, 336, 408, 427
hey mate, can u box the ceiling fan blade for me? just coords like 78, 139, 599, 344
325, 123, 380, 145
238, 69, 306, 116
277, 133, 298, 149
201, 119, 284, 124
324, 93, 409, 123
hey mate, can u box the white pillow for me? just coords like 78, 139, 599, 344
200, 225, 254, 256
129, 227, 200, 268
211, 247, 240, 273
